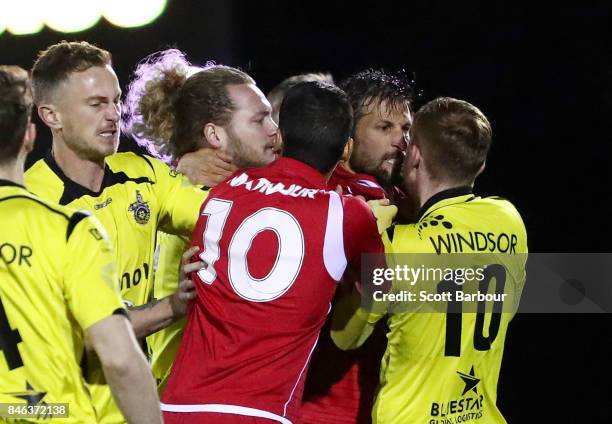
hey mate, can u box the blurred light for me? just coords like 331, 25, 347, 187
3, 0, 44, 35
44, 0, 101, 33
0, 0, 167, 35
102, 0, 167, 28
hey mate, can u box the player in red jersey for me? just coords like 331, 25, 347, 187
161, 81, 385, 423
302, 69, 415, 424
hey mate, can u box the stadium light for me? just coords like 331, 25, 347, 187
2, 0, 44, 35
102, 0, 167, 28
0, 0, 167, 35
43, 0, 101, 33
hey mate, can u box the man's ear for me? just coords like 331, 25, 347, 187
476, 161, 486, 177
38, 104, 62, 130
22, 122, 36, 154
203, 123, 224, 149
341, 137, 354, 162
406, 142, 421, 171
276, 128, 284, 149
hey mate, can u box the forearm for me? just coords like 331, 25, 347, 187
88, 315, 163, 424
330, 288, 380, 350
102, 353, 162, 424
128, 296, 177, 339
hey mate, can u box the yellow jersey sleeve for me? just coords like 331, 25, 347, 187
147, 232, 190, 391
63, 213, 125, 331
147, 156, 208, 238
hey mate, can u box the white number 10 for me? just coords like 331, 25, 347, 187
197, 198, 305, 302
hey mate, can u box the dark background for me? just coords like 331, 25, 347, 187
1, 1, 610, 421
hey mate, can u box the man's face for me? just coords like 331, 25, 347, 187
224, 84, 278, 169
349, 99, 412, 186
53, 65, 122, 162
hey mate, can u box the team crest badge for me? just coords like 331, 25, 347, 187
128, 190, 151, 225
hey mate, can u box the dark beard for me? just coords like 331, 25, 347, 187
351, 151, 404, 187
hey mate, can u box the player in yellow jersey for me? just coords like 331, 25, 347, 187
332, 97, 527, 424
24, 42, 207, 423
0, 66, 162, 424
122, 49, 279, 391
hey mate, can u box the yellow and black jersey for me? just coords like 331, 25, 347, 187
148, 232, 190, 392
0, 180, 124, 423
25, 152, 207, 423
25, 151, 207, 307
373, 187, 527, 424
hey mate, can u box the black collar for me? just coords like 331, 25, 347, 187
0, 179, 25, 189
44, 151, 152, 205
417, 186, 474, 221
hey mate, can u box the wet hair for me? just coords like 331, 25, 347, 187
0, 66, 33, 164
123, 49, 254, 161
267, 72, 334, 123
280, 81, 353, 174
31, 40, 111, 104
339, 69, 415, 132
412, 97, 492, 184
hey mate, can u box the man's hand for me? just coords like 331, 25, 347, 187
169, 246, 204, 318
367, 199, 398, 234
176, 148, 237, 187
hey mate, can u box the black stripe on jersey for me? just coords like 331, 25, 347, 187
44, 153, 154, 205
417, 186, 474, 221
0, 179, 26, 188
66, 211, 91, 241
137, 153, 155, 174
386, 226, 395, 242
0, 194, 71, 220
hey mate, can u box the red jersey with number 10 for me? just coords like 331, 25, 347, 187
162, 158, 383, 423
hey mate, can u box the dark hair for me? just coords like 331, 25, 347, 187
32, 41, 111, 104
280, 81, 353, 174
123, 49, 254, 161
267, 72, 334, 123
339, 69, 414, 131
0, 66, 33, 164
412, 97, 492, 184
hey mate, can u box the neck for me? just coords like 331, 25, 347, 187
339, 161, 355, 173
52, 137, 105, 192
0, 159, 24, 186
417, 178, 468, 209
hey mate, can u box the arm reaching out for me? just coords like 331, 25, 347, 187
86, 315, 162, 424
128, 246, 203, 338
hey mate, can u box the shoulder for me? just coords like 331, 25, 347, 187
4, 188, 93, 239
474, 196, 526, 232
340, 193, 378, 228
106, 152, 173, 181
25, 158, 64, 200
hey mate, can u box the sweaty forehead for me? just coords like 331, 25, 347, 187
227, 83, 271, 115
57, 65, 121, 100
361, 98, 412, 124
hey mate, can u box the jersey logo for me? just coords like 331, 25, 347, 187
128, 190, 151, 225
4, 381, 47, 406
457, 366, 480, 395
430, 366, 484, 419
94, 197, 113, 210
417, 214, 453, 238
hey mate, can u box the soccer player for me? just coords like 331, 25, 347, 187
302, 69, 414, 424
161, 81, 384, 423
123, 48, 279, 390
24, 41, 207, 423
0, 66, 162, 424
267, 72, 334, 124
331, 97, 528, 424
